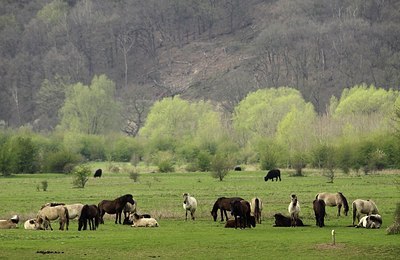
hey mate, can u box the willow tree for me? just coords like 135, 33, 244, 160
58, 75, 121, 135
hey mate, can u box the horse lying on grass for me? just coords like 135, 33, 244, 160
273, 213, 305, 227
356, 214, 382, 229
131, 213, 159, 227
123, 213, 152, 225
0, 215, 19, 229
24, 216, 52, 230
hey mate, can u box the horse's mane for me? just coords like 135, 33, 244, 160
211, 200, 219, 213
338, 192, 349, 211
41, 202, 65, 209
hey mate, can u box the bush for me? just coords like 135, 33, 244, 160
44, 149, 82, 173
79, 135, 106, 161
41, 180, 48, 191
152, 151, 175, 173
0, 136, 15, 176
387, 202, 400, 235
210, 153, 233, 181
129, 169, 140, 182
158, 160, 174, 173
72, 165, 91, 188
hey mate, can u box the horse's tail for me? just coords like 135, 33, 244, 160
64, 207, 69, 230
352, 201, 357, 224
315, 193, 320, 200
338, 192, 349, 213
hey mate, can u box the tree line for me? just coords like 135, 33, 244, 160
1, 81, 399, 177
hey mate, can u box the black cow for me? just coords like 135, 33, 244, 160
264, 169, 281, 181
94, 169, 102, 178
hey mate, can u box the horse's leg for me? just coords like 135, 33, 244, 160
223, 209, 229, 221
191, 210, 195, 221
185, 210, 188, 221
337, 205, 341, 216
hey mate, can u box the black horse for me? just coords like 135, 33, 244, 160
273, 213, 304, 227
230, 200, 252, 229
78, 204, 100, 231
98, 194, 135, 224
313, 199, 326, 227
264, 169, 281, 181
211, 197, 243, 222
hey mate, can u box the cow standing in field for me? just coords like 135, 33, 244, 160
264, 169, 281, 181
94, 169, 102, 178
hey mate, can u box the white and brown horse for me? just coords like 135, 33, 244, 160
183, 193, 197, 221
250, 197, 263, 224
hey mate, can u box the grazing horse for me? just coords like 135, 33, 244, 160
273, 213, 305, 227
230, 200, 252, 229
98, 194, 135, 224
211, 197, 243, 222
38, 205, 69, 230
78, 204, 100, 231
316, 192, 349, 216
356, 214, 382, 229
183, 193, 197, 221
288, 194, 301, 227
352, 199, 379, 225
250, 197, 263, 224
124, 202, 137, 220
264, 169, 281, 181
313, 199, 326, 227
42, 202, 83, 219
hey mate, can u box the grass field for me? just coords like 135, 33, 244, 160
0, 166, 399, 259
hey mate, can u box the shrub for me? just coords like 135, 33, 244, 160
210, 153, 233, 181
0, 136, 15, 176
196, 151, 211, 172
129, 169, 140, 182
44, 149, 82, 173
387, 202, 400, 235
72, 165, 91, 188
41, 180, 48, 191
158, 160, 174, 173
11, 136, 40, 174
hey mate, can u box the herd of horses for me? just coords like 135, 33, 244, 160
0, 169, 383, 231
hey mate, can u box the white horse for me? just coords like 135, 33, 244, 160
183, 193, 197, 221
288, 194, 301, 227
250, 197, 263, 224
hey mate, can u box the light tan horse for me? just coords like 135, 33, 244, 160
38, 205, 69, 230
352, 199, 379, 225
316, 192, 349, 216
250, 197, 263, 224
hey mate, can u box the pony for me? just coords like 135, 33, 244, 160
38, 205, 69, 230
288, 194, 301, 227
42, 202, 83, 219
78, 204, 100, 231
0, 215, 19, 229
313, 199, 326, 227
211, 197, 243, 222
273, 213, 304, 227
131, 213, 159, 227
124, 201, 137, 220
24, 216, 52, 230
98, 194, 135, 224
94, 168, 102, 178
123, 213, 152, 225
352, 199, 379, 225
230, 200, 252, 229
356, 214, 382, 229
264, 169, 281, 181
183, 193, 197, 221
250, 197, 263, 224
315, 192, 349, 216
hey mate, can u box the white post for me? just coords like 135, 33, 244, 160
331, 229, 336, 245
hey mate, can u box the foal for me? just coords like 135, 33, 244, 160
288, 194, 301, 227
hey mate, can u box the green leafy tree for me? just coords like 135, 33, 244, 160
72, 165, 91, 188
233, 87, 311, 146
58, 75, 121, 135
210, 153, 233, 181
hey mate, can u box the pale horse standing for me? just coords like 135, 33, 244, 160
183, 193, 197, 221
288, 194, 301, 227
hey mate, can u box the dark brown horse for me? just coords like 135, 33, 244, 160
313, 199, 326, 227
273, 213, 305, 227
211, 197, 243, 222
230, 200, 252, 229
98, 194, 135, 224
78, 204, 100, 231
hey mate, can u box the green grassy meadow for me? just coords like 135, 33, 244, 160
0, 167, 399, 259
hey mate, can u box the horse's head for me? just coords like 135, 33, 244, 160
211, 210, 217, 221
124, 194, 135, 205
183, 193, 189, 204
